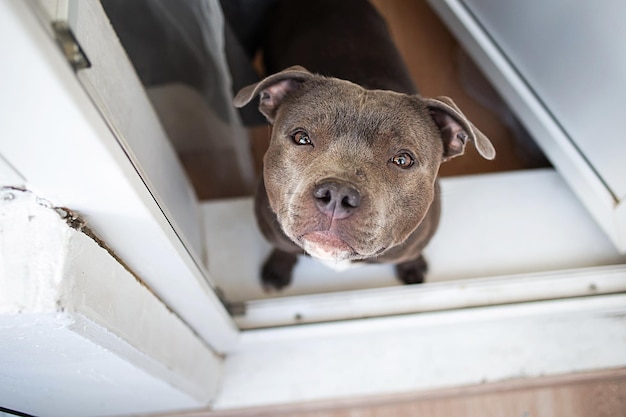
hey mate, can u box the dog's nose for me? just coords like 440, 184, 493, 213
313, 181, 361, 219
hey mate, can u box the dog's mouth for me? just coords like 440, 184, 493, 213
300, 231, 357, 262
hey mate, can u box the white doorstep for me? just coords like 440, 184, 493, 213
202, 168, 626, 303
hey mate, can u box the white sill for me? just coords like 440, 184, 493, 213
214, 293, 626, 410
0, 190, 220, 417
202, 168, 626, 308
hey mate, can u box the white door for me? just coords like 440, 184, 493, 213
2, 1, 626, 416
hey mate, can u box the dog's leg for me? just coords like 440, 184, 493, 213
395, 255, 428, 285
261, 249, 299, 291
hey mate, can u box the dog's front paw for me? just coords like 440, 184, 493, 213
395, 255, 428, 285
261, 249, 299, 292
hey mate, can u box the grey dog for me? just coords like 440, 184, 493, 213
234, 0, 495, 290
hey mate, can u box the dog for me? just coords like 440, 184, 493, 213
233, 0, 495, 290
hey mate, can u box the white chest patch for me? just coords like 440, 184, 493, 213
316, 258, 360, 272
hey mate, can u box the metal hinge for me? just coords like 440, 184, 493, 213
52, 20, 90, 71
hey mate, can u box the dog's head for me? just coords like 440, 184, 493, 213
235, 66, 495, 263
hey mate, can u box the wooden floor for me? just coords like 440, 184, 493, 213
189, 0, 550, 199
245, 0, 550, 183
165, 369, 626, 417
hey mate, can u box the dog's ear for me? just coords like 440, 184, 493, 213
233, 66, 313, 123
424, 96, 496, 161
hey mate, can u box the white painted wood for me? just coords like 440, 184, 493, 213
428, 0, 626, 252
0, 1, 238, 352
214, 294, 626, 410
237, 265, 626, 328
0, 155, 24, 186
617, 199, 626, 256
0, 189, 221, 417
203, 169, 626, 306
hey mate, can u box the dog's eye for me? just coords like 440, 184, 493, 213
391, 152, 415, 168
291, 130, 312, 146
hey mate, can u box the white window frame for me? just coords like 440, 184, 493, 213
428, 0, 626, 252
1, 0, 238, 353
